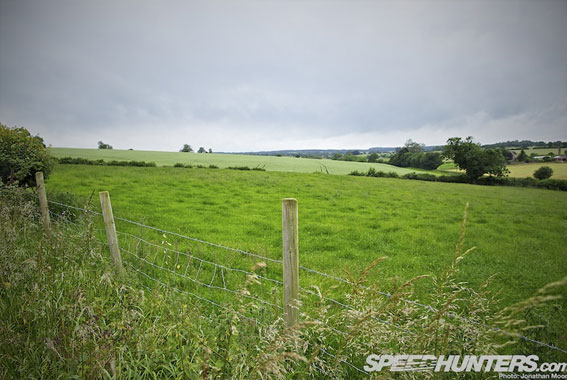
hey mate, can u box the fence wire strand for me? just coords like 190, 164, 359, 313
46, 198, 567, 355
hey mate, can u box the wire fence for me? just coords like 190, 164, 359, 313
44, 196, 567, 370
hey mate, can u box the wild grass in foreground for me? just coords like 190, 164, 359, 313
1, 186, 565, 379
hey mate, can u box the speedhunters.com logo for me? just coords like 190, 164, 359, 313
364, 355, 566, 377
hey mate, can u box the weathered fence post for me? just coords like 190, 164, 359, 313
282, 198, 299, 327
99, 191, 124, 275
35, 171, 51, 235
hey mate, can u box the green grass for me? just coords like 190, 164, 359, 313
507, 162, 567, 179
49, 147, 423, 176
45, 164, 567, 309
435, 161, 567, 179
8, 187, 564, 379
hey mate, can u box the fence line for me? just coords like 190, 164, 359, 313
45, 197, 567, 355
114, 229, 284, 287
121, 245, 283, 310
125, 261, 367, 374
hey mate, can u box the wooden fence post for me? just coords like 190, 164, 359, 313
99, 191, 124, 275
282, 198, 299, 327
35, 171, 51, 235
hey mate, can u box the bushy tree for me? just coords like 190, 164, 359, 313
517, 149, 528, 162
533, 166, 553, 180
367, 153, 379, 163
420, 152, 444, 170
0, 124, 54, 186
197, 147, 206, 153
97, 141, 113, 149
388, 140, 443, 170
442, 137, 509, 180
180, 144, 193, 152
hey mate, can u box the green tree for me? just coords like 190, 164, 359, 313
331, 153, 343, 160
442, 137, 509, 180
404, 139, 424, 154
367, 153, 379, 163
517, 149, 528, 162
533, 166, 553, 180
208, 148, 212, 154
197, 147, 206, 153
0, 124, 54, 187
97, 141, 113, 149
420, 152, 443, 170
180, 144, 193, 152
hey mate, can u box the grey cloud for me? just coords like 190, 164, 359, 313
0, 0, 565, 151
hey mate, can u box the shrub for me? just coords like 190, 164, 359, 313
208, 165, 219, 169
0, 125, 54, 187
173, 163, 184, 168
57, 157, 156, 167
533, 166, 553, 180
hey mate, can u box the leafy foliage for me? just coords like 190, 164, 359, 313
517, 149, 528, 162
57, 157, 156, 167
180, 144, 193, 152
442, 137, 509, 180
389, 140, 443, 170
0, 124, 54, 187
97, 141, 113, 149
533, 166, 553, 180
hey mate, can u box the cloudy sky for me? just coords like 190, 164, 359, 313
1, 0, 565, 151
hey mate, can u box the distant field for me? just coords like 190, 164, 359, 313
436, 161, 567, 179
510, 147, 562, 155
507, 162, 567, 179
50, 147, 423, 176
46, 164, 567, 310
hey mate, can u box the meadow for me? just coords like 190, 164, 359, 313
437, 161, 567, 179
506, 162, 567, 179
49, 147, 424, 175
3, 163, 566, 378
45, 164, 567, 308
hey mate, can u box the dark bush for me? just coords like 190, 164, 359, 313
57, 157, 156, 167
174, 163, 184, 168
533, 166, 553, 180
350, 163, 566, 191
0, 125, 54, 187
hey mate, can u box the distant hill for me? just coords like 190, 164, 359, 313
482, 140, 566, 149
232, 145, 442, 157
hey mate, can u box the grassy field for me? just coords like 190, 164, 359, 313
9, 186, 564, 379
49, 147, 427, 176
510, 147, 563, 155
45, 164, 567, 308
438, 161, 567, 179
507, 162, 567, 179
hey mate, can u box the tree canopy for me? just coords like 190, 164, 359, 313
442, 137, 509, 180
388, 140, 443, 170
0, 124, 54, 187
180, 144, 193, 152
98, 141, 113, 149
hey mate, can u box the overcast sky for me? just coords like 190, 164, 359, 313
1, 0, 565, 152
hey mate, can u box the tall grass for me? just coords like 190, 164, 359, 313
1, 185, 565, 378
